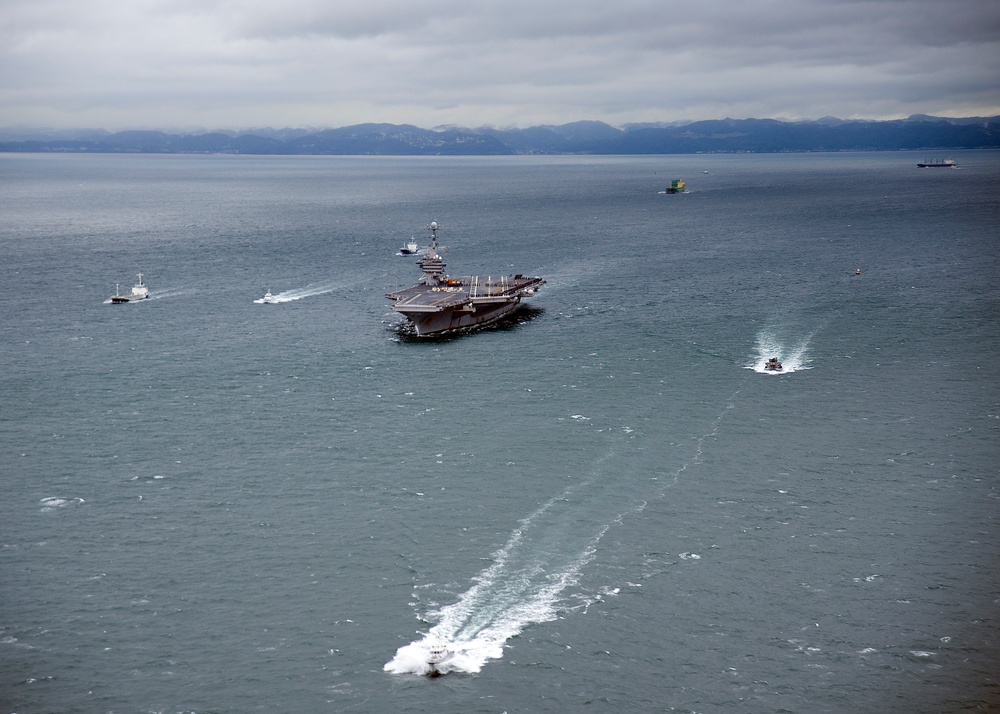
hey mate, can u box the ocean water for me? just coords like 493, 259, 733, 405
1, 151, 998, 713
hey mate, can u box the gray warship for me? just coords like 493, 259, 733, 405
386, 222, 544, 336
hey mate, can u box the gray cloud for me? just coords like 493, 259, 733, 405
1, 0, 998, 130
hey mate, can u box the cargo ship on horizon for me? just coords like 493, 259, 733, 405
917, 158, 956, 168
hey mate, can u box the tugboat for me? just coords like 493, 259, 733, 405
764, 357, 783, 371
110, 273, 149, 303
397, 238, 428, 256
386, 222, 545, 336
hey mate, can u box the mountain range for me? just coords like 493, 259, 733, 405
2, 116, 998, 155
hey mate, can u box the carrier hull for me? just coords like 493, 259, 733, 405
386, 222, 544, 336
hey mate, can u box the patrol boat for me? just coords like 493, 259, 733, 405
254, 289, 278, 304
110, 273, 150, 303
386, 222, 544, 336
425, 640, 454, 676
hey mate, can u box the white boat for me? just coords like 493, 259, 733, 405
425, 640, 454, 676
110, 273, 149, 303
254, 289, 279, 304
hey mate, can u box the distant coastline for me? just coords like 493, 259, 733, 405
2, 115, 998, 155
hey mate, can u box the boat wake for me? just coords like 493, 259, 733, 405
39, 496, 85, 512
385, 394, 740, 676
384, 488, 609, 675
384, 484, 606, 675
102, 288, 189, 303
748, 328, 816, 374
533, 255, 631, 298
253, 282, 339, 304
148, 288, 190, 300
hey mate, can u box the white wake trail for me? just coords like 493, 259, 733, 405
384, 481, 605, 675
253, 280, 352, 304
385, 393, 741, 676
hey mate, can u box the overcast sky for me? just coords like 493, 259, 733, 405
3, 0, 999, 130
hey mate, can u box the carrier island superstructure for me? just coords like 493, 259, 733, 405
386, 222, 544, 336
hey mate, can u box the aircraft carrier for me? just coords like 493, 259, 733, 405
386, 222, 545, 336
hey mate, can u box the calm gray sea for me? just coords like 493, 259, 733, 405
1, 151, 998, 713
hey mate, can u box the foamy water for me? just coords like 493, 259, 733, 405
39, 497, 84, 512
386, 397, 741, 676
747, 328, 816, 374
384, 490, 601, 675
253, 282, 344, 304
147, 288, 191, 300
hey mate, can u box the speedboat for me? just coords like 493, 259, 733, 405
254, 289, 278, 304
426, 641, 454, 676
764, 357, 783, 371
110, 273, 149, 303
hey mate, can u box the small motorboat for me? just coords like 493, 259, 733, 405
764, 357, 783, 371
426, 640, 454, 676
254, 289, 278, 304
110, 273, 149, 303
